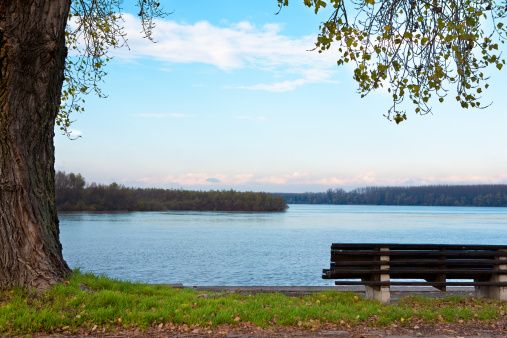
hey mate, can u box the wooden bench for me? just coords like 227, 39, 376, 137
322, 243, 507, 304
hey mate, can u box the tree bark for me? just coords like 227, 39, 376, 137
0, 0, 72, 290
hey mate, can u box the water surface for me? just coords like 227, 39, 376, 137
59, 204, 507, 286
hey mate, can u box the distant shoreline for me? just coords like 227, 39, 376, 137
271, 184, 507, 208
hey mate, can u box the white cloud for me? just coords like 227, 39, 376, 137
233, 174, 255, 184
138, 173, 229, 186
113, 15, 340, 92
68, 129, 82, 136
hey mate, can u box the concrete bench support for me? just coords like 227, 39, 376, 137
475, 249, 507, 301
364, 247, 390, 304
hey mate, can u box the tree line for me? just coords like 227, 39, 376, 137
55, 171, 288, 212
272, 185, 507, 207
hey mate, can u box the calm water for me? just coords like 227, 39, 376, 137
59, 204, 507, 286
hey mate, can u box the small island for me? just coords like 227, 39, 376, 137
55, 171, 288, 212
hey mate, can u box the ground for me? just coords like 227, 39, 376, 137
31, 319, 507, 337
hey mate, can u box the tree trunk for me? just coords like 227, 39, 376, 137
0, 0, 72, 290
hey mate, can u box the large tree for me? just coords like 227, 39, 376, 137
1, 0, 505, 290
0, 0, 72, 290
0, 0, 163, 290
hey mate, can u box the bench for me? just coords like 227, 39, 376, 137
322, 243, 507, 304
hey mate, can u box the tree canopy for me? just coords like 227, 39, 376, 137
279, 0, 507, 123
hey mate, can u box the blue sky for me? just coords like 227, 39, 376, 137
55, 0, 507, 193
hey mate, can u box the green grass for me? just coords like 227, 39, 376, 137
0, 270, 505, 335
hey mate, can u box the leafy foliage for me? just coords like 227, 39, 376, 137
279, 0, 507, 123
58, 0, 167, 136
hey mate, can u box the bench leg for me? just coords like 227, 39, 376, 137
475, 278, 507, 301
365, 284, 390, 304
475, 282, 491, 299
364, 248, 390, 304
475, 249, 507, 301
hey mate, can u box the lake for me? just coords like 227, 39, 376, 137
59, 204, 507, 286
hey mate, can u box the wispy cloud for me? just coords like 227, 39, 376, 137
233, 115, 267, 121
138, 173, 229, 186
137, 113, 192, 118
234, 69, 339, 92
235, 79, 307, 92
136, 172, 507, 191
114, 15, 340, 92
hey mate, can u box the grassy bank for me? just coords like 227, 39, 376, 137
0, 271, 505, 336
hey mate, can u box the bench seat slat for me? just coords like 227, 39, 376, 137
331, 259, 507, 267
332, 281, 507, 287
331, 251, 506, 258
324, 268, 507, 275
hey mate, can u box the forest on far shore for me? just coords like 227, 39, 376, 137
56, 171, 507, 211
55, 171, 288, 212
272, 185, 507, 207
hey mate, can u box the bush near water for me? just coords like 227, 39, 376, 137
55, 171, 287, 212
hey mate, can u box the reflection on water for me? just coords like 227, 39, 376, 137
59, 204, 507, 286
